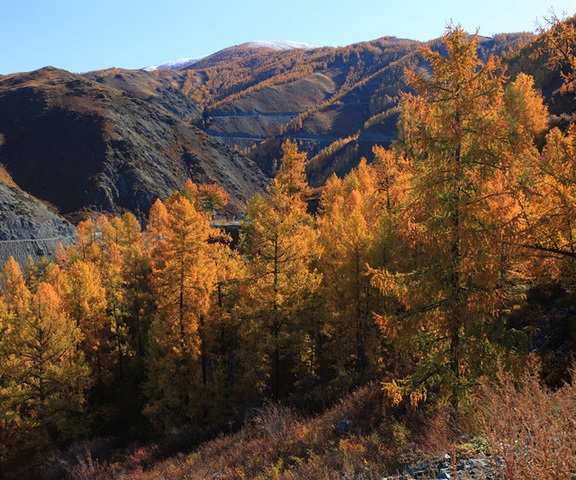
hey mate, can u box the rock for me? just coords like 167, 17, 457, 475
398, 452, 501, 480
335, 419, 353, 435
0, 182, 76, 266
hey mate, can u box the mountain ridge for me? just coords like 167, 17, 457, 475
143, 40, 320, 72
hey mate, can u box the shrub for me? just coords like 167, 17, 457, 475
480, 360, 576, 479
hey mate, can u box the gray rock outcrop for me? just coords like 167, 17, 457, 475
0, 181, 76, 267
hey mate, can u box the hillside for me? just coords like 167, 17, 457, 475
88, 33, 534, 186
0, 166, 76, 265
0, 67, 268, 224
185, 34, 534, 183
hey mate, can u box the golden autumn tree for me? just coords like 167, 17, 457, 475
111, 213, 154, 362
93, 213, 154, 379
144, 181, 227, 428
197, 239, 246, 420
519, 124, 576, 288
0, 257, 30, 312
97, 216, 131, 374
57, 217, 114, 385
60, 259, 110, 385
241, 140, 321, 398
372, 145, 411, 220
0, 260, 87, 471
316, 160, 388, 382
372, 27, 542, 409
60, 213, 153, 375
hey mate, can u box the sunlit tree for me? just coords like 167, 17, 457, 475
373, 27, 542, 408
241, 140, 321, 398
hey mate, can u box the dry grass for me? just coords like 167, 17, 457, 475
130, 385, 389, 479
46, 364, 576, 479
479, 360, 576, 479
63, 384, 407, 479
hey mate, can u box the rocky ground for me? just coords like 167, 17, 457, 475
391, 453, 500, 479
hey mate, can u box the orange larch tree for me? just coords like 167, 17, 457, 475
372, 27, 543, 409
144, 182, 228, 428
241, 140, 321, 398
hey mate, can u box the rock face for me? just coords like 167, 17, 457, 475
0, 180, 76, 266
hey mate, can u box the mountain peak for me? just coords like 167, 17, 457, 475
143, 57, 202, 72
242, 40, 319, 50
142, 40, 318, 71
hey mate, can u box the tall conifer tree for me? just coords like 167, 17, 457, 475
241, 140, 321, 398
373, 27, 543, 408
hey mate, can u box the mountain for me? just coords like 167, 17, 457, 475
143, 41, 318, 72
83, 34, 536, 187
0, 66, 268, 225
174, 33, 534, 184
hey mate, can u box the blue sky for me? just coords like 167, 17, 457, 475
1, 0, 575, 74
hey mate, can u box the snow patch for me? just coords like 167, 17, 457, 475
143, 57, 201, 72
142, 40, 318, 71
244, 40, 318, 50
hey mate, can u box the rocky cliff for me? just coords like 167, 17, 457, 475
0, 172, 76, 266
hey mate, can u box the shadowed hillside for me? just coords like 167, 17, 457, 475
0, 67, 268, 223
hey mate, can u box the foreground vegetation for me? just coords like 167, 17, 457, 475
45, 363, 576, 479
2, 18, 576, 478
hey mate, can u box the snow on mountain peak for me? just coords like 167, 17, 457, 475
244, 40, 318, 50
142, 40, 318, 71
143, 57, 201, 72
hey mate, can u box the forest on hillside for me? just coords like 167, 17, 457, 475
2, 19, 576, 479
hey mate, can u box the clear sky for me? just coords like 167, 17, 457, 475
1, 0, 575, 74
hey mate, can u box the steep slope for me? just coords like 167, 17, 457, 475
85, 67, 203, 122
179, 34, 534, 183
0, 166, 76, 266
0, 67, 268, 223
